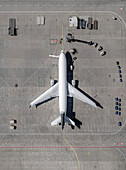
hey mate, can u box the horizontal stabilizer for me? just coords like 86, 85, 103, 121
51, 116, 61, 126
51, 115, 75, 127
65, 116, 75, 126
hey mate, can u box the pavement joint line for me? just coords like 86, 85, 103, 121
76, 60, 106, 104
0, 146, 126, 148
0, 4, 126, 7
21, 58, 51, 86
0, 78, 10, 87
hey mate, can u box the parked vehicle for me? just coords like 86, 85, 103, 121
81, 19, 86, 29
93, 20, 98, 30
87, 17, 92, 30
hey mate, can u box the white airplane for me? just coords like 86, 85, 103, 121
29, 50, 97, 129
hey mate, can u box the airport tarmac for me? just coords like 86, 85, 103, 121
0, 1, 126, 170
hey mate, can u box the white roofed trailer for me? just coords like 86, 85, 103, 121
37, 16, 45, 25
69, 16, 78, 27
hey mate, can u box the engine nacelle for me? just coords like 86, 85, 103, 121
71, 80, 76, 87
70, 65, 74, 71
71, 80, 78, 87
50, 80, 57, 86
50, 80, 55, 86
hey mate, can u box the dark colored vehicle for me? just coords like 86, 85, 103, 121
118, 112, 121, 116
115, 102, 118, 105
66, 33, 74, 42
116, 61, 119, 65
117, 66, 121, 69
115, 111, 118, 115
97, 46, 103, 51
73, 57, 77, 60
118, 122, 122, 126
115, 97, 118, 101
87, 17, 92, 30
93, 20, 98, 30
81, 19, 86, 29
8, 18, 17, 36
77, 19, 82, 29
119, 74, 122, 78
115, 106, 118, 110
118, 107, 121, 111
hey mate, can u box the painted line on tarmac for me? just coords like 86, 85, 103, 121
0, 4, 125, 7
115, 148, 126, 162
63, 129, 80, 170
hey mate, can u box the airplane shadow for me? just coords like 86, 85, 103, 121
66, 52, 82, 129
66, 51, 103, 129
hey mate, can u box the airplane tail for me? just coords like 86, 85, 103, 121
51, 114, 75, 129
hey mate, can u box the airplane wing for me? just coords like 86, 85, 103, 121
29, 83, 59, 107
67, 83, 97, 108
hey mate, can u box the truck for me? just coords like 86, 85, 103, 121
8, 18, 17, 36
87, 17, 92, 30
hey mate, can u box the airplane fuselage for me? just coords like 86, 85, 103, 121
59, 51, 67, 116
